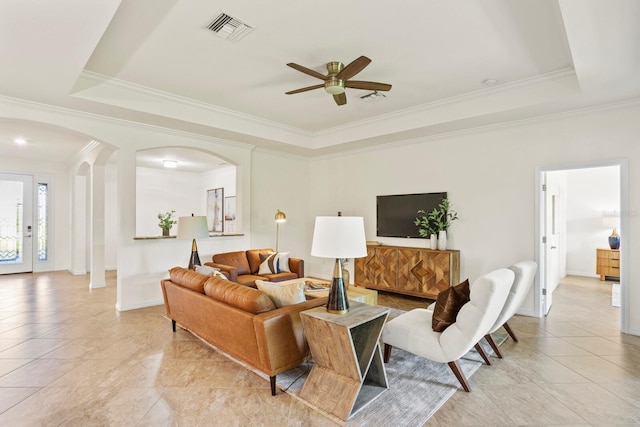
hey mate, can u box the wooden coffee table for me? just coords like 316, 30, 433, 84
303, 277, 378, 305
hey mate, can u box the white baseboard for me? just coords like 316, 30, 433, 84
516, 308, 539, 318
69, 269, 87, 276
565, 271, 599, 278
115, 298, 164, 312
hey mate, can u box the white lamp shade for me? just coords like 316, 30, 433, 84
177, 216, 209, 239
311, 216, 367, 259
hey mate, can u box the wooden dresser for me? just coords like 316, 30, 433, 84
355, 244, 460, 299
596, 248, 620, 281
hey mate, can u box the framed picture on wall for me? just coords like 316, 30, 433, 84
224, 196, 236, 233
207, 188, 224, 232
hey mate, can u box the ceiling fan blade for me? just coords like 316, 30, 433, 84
333, 93, 347, 106
336, 56, 371, 80
345, 81, 392, 91
285, 84, 324, 95
286, 63, 327, 80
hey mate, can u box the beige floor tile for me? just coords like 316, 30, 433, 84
526, 337, 592, 357
0, 358, 78, 387
432, 388, 513, 426
563, 336, 627, 356
480, 383, 587, 425
544, 382, 640, 425
554, 355, 640, 383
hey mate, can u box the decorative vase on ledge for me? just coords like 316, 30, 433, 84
437, 230, 447, 250
162, 228, 170, 237
430, 234, 437, 250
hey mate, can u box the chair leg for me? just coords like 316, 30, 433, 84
270, 376, 276, 396
171, 319, 176, 332
474, 343, 492, 365
383, 344, 392, 363
484, 334, 503, 358
447, 361, 471, 392
503, 321, 519, 342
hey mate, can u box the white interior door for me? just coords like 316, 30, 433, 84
542, 172, 562, 315
0, 173, 33, 274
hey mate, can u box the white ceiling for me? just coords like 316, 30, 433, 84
1, 0, 640, 169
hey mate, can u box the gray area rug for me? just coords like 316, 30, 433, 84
276, 310, 508, 427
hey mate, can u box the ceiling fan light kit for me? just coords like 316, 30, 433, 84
286, 56, 392, 106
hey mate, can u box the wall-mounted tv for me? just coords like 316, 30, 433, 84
376, 192, 447, 238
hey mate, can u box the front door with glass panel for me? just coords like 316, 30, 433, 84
0, 173, 33, 274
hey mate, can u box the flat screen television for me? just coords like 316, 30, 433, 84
376, 192, 447, 238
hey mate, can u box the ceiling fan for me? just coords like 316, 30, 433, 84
285, 56, 392, 106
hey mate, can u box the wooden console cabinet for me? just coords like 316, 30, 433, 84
355, 245, 460, 299
596, 248, 620, 281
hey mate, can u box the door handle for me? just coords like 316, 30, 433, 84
550, 245, 557, 249
25, 235, 32, 238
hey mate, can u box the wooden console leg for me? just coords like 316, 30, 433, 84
474, 343, 492, 365
383, 344, 392, 363
503, 321, 519, 342
270, 376, 276, 396
448, 361, 471, 392
485, 334, 503, 358
172, 319, 176, 332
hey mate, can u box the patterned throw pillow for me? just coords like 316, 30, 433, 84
431, 279, 470, 332
258, 252, 278, 274
258, 252, 291, 274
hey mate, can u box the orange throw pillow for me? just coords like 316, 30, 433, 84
432, 279, 470, 332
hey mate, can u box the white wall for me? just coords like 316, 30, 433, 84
299, 103, 639, 333
3, 95, 640, 334
565, 166, 620, 277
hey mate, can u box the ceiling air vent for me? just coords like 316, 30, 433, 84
206, 13, 253, 41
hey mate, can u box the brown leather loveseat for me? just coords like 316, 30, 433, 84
161, 267, 324, 395
205, 248, 304, 287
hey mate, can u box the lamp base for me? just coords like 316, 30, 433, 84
326, 259, 349, 314
188, 238, 202, 270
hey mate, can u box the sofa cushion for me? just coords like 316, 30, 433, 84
212, 251, 251, 275
432, 279, 470, 332
255, 279, 306, 308
204, 276, 276, 314
168, 267, 210, 294
247, 248, 274, 274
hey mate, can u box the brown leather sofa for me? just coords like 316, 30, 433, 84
161, 267, 324, 395
205, 248, 304, 287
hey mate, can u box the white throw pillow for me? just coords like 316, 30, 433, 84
195, 265, 228, 280
275, 251, 291, 273
255, 279, 306, 308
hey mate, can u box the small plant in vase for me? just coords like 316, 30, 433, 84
158, 210, 177, 236
415, 199, 458, 250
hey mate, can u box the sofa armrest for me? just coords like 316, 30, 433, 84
204, 262, 238, 282
288, 258, 304, 278
253, 297, 326, 375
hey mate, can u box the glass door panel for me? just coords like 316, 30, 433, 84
0, 174, 33, 274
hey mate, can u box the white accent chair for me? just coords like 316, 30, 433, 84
483, 260, 538, 358
382, 268, 515, 392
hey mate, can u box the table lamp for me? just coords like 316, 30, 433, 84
177, 214, 209, 269
311, 216, 367, 314
275, 209, 286, 252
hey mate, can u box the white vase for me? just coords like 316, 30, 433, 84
430, 234, 438, 250
437, 230, 447, 250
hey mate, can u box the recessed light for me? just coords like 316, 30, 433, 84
483, 79, 498, 86
163, 160, 178, 168
14, 138, 27, 145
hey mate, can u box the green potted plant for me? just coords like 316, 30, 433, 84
158, 210, 177, 236
414, 199, 458, 250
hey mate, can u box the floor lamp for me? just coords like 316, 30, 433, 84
177, 215, 209, 270
311, 216, 367, 314
275, 209, 286, 252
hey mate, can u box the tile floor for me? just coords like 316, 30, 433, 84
0, 272, 637, 426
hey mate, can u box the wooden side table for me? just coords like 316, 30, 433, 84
299, 302, 389, 420
596, 248, 620, 281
